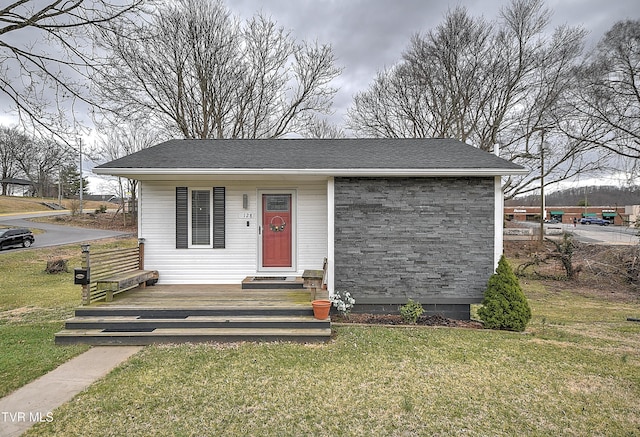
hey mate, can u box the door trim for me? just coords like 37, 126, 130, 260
257, 189, 297, 272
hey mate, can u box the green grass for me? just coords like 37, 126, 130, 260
23, 278, 640, 436
0, 195, 108, 215
1, 246, 80, 311
23, 326, 640, 436
0, 196, 53, 214
3, 243, 639, 435
0, 239, 137, 398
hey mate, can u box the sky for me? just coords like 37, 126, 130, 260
1, 0, 639, 193
2, 0, 639, 131
227, 0, 640, 130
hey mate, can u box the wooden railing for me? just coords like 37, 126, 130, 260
78, 240, 147, 305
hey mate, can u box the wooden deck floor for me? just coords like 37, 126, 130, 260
89, 284, 313, 309
58, 285, 330, 345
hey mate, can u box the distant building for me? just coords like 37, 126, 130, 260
504, 205, 628, 226
625, 205, 640, 226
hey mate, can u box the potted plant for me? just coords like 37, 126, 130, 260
311, 299, 331, 320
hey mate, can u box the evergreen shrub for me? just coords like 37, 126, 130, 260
399, 299, 424, 324
478, 255, 531, 332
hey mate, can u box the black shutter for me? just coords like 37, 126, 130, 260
176, 187, 188, 249
213, 187, 225, 249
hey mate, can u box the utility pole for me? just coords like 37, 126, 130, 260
78, 137, 83, 214
539, 130, 545, 243
58, 166, 62, 205
584, 187, 588, 213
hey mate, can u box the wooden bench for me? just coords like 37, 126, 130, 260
97, 269, 159, 302
79, 241, 159, 304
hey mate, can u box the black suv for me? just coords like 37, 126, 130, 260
0, 228, 35, 250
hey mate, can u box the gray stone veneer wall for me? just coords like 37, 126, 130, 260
334, 177, 495, 319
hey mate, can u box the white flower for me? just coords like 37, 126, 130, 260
330, 290, 355, 316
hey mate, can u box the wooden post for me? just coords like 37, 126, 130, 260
81, 244, 91, 305
138, 238, 145, 270
138, 238, 146, 288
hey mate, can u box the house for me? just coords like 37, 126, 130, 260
94, 138, 527, 319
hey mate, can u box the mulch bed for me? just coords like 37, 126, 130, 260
332, 313, 483, 329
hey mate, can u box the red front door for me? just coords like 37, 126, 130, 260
262, 194, 292, 268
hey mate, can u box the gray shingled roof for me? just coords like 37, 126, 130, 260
94, 138, 526, 175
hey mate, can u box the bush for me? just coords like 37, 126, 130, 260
68, 199, 80, 215
478, 255, 531, 332
331, 291, 355, 317
399, 299, 424, 324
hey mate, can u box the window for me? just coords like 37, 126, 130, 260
190, 190, 211, 246
176, 187, 225, 249
265, 195, 290, 212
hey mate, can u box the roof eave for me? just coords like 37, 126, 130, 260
93, 167, 529, 178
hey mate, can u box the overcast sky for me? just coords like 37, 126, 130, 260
227, 0, 639, 128
1, 0, 638, 131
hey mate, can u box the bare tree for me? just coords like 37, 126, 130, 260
501, 20, 603, 197
92, 0, 342, 139
94, 117, 166, 215
347, 4, 524, 147
347, 0, 600, 198
13, 136, 73, 197
0, 126, 29, 195
561, 20, 640, 161
303, 117, 346, 139
0, 0, 146, 138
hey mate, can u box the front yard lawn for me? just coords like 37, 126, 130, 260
0, 239, 136, 397
2, 238, 639, 436
27, 285, 640, 436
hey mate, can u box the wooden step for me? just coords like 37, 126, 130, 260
241, 276, 305, 290
55, 327, 332, 345
64, 315, 329, 330
57, 285, 331, 345
73, 306, 313, 318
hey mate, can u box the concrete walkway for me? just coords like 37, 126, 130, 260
0, 346, 141, 437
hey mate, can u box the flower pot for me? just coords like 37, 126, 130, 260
311, 299, 331, 320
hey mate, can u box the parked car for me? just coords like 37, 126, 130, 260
544, 219, 560, 224
579, 217, 610, 226
0, 228, 35, 250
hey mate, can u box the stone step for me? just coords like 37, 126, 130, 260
65, 315, 329, 330
55, 327, 332, 345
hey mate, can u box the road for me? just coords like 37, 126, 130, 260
0, 211, 132, 254
545, 222, 640, 245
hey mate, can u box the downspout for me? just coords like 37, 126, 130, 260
494, 144, 504, 271
327, 177, 335, 296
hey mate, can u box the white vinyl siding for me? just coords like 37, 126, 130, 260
139, 179, 328, 284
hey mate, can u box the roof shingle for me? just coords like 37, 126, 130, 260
95, 138, 526, 174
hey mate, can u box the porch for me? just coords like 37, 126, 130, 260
55, 284, 332, 345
